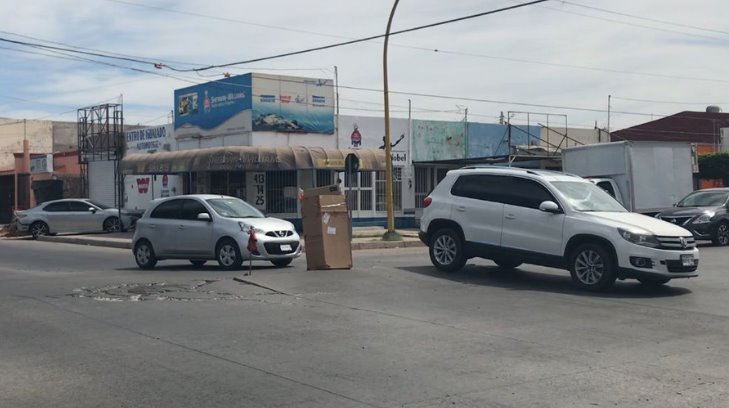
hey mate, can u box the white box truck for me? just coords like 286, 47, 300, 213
124, 173, 183, 215
561, 141, 695, 215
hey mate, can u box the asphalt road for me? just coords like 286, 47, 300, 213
1, 239, 729, 407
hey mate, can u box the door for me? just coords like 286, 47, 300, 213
177, 199, 214, 257
41, 201, 70, 232
146, 199, 183, 257
449, 174, 505, 247
500, 177, 565, 256
66, 200, 102, 232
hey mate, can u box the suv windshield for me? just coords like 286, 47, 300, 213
206, 198, 264, 218
677, 191, 729, 207
551, 181, 627, 212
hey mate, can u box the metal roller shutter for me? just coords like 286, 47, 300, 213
88, 160, 117, 207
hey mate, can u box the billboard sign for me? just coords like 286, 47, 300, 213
126, 124, 175, 154
412, 120, 466, 162
29, 154, 53, 173
337, 115, 409, 165
252, 74, 334, 134
174, 74, 253, 139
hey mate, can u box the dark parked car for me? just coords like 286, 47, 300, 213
655, 188, 729, 246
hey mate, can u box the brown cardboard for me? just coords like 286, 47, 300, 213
301, 185, 352, 270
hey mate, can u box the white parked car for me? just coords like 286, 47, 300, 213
132, 195, 302, 269
419, 166, 700, 291
16, 198, 132, 239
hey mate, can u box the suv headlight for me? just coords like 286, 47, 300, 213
692, 212, 715, 224
618, 228, 660, 248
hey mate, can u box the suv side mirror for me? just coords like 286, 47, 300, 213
197, 213, 212, 221
539, 201, 562, 214
88, 207, 97, 213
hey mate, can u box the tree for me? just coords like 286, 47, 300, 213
698, 153, 729, 185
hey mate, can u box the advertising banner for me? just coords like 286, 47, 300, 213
412, 120, 466, 162
252, 74, 334, 134
174, 74, 253, 139
126, 124, 175, 154
337, 115, 409, 166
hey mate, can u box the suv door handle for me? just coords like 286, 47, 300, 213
178, 225, 185, 229
505, 214, 516, 220
148, 224, 156, 229
455, 206, 466, 212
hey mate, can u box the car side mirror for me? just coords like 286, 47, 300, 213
197, 213, 212, 221
539, 201, 562, 214
88, 207, 97, 213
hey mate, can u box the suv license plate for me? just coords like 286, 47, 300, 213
280, 244, 292, 252
681, 254, 694, 267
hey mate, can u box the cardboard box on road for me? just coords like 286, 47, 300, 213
301, 185, 352, 270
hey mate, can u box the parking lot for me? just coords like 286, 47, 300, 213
1, 239, 728, 407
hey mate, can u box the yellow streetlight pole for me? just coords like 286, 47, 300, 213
382, 0, 401, 241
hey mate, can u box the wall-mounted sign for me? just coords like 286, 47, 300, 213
246, 172, 267, 210
29, 154, 53, 173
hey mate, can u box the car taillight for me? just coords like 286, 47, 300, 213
423, 196, 432, 208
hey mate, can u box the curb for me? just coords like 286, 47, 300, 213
37, 235, 133, 250
34, 235, 424, 252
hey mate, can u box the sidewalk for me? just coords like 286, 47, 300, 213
33, 228, 424, 251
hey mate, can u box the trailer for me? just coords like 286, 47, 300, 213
561, 141, 695, 214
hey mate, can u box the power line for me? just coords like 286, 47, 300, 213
560, 1, 729, 37
611, 96, 729, 105
185, 0, 549, 72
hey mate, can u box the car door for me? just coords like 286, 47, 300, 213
41, 201, 70, 232
66, 200, 100, 232
176, 198, 215, 257
449, 174, 505, 248
500, 176, 565, 256
146, 199, 183, 257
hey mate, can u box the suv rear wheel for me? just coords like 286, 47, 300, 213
569, 243, 617, 291
429, 228, 466, 272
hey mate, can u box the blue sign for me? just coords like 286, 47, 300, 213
251, 75, 334, 134
467, 123, 540, 158
174, 74, 252, 136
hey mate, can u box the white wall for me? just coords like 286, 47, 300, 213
249, 131, 336, 148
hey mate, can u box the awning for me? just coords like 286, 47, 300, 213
120, 146, 387, 174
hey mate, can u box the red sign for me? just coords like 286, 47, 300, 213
137, 177, 150, 194
162, 174, 169, 187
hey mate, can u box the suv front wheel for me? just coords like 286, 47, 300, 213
429, 228, 466, 272
569, 243, 617, 291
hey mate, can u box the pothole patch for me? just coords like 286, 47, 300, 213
70, 279, 279, 302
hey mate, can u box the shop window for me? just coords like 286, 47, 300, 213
265, 170, 297, 214
376, 168, 402, 212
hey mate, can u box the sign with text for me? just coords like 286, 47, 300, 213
126, 125, 175, 154
246, 172, 267, 210
252, 74, 334, 134
337, 115, 410, 166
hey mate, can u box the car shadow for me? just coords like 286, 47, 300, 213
398, 263, 692, 299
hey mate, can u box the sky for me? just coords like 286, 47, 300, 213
1, 0, 729, 132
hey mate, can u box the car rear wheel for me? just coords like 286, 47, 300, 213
569, 243, 617, 291
103, 217, 121, 232
134, 240, 157, 269
712, 222, 729, 246
429, 228, 466, 272
189, 260, 207, 267
30, 221, 49, 239
638, 277, 671, 286
271, 258, 293, 267
216, 239, 243, 270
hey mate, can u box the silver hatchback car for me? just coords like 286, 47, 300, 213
132, 194, 302, 269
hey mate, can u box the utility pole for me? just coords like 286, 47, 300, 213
607, 94, 611, 134
334, 65, 340, 149
382, 0, 400, 241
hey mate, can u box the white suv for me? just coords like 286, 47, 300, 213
419, 167, 699, 291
